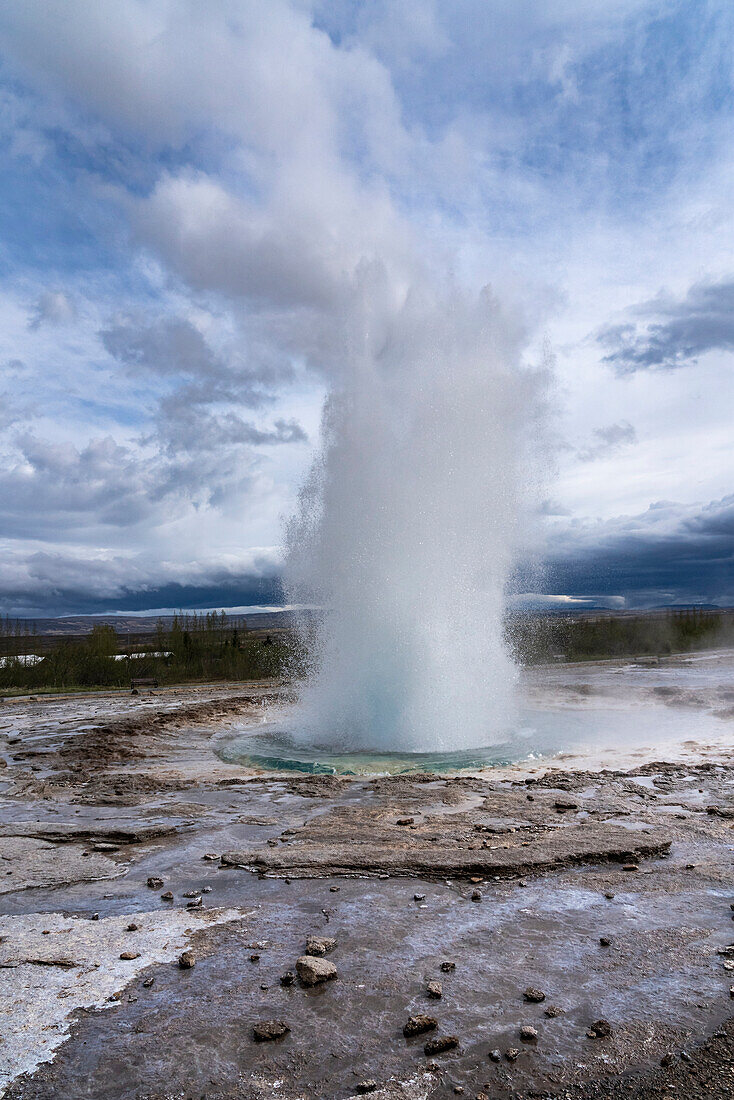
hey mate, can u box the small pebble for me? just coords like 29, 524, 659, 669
441, 961, 456, 972
599, 936, 612, 947
330, 886, 340, 892
119, 951, 140, 960
426, 980, 442, 999
280, 971, 296, 986
202, 886, 212, 894
178, 950, 195, 969
544, 1005, 562, 1018
660, 1052, 675, 1067
424, 1035, 458, 1056
414, 893, 426, 901
604, 892, 615, 899
146, 877, 164, 889
161, 891, 174, 901
505, 1048, 519, 1062
355, 1083, 377, 1095
519, 1025, 538, 1041
250, 953, 260, 963
142, 977, 154, 988
471, 890, 482, 902
403, 1014, 438, 1037
523, 987, 545, 1003
252, 1020, 289, 1042
488, 1049, 501, 1062
91, 913, 99, 921
586, 1018, 612, 1039
127, 923, 139, 932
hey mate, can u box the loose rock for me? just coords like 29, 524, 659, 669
471, 890, 482, 902
519, 1025, 538, 1041
426, 980, 442, 999
178, 950, 195, 969
146, 876, 164, 889
253, 1019, 290, 1042
119, 951, 140, 960
403, 1014, 438, 1037
424, 1035, 458, 1056
296, 955, 337, 985
599, 936, 612, 947
505, 1048, 520, 1062
161, 891, 174, 901
488, 1049, 501, 1062
280, 970, 296, 986
305, 935, 336, 956
587, 1018, 612, 1038
355, 1082, 378, 1094
544, 1005, 563, 1018
523, 987, 545, 1003
440, 961, 456, 972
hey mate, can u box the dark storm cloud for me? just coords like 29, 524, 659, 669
542, 494, 734, 606
0, 548, 282, 617
597, 279, 734, 374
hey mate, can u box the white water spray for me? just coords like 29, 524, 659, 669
285, 271, 544, 753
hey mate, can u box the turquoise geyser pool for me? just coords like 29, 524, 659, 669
215, 652, 734, 775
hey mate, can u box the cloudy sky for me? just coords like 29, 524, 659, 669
0, 0, 732, 616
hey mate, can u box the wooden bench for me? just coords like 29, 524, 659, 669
130, 677, 158, 693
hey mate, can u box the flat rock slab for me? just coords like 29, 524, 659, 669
0, 837, 127, 895
0, 907, 248, 1094
221, 824, 670, 879
0, 822, 183, 845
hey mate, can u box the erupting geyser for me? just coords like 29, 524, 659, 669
285, 272, 545, 753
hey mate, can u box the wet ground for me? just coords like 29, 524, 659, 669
0, 659, 733, 1099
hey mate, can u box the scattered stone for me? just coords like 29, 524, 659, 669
330, 885, 340, 892
424, 1036, 458, 1056
505, 1048, 520, 1062
160, 891, 174, 901
621, 864, 639, 872
280, 971, 296, 986
202, 853, 219, 861
305, 935, 336, 956
250, 953, 260, 962
90, 913, 99, 921
453, 1088, 464, 1095
414, 893, 426, 901
470, 876, 482, 884
253, 1019, 290, 1042
426, 980, 442, 999
488, 1049, 501, 1062
182, 890, 199, 898
296, 955, 337, 985
660, 1052, 675, 1067
355, 1082, 378, 1094
604, 892, 615, 899
599, 936, 612, 947
178, 950, 195, 969
519, 1025, 538, 1041
396, 817, 414, 826
471, 890, 482, 902
544, 1005, 562, 1018
554, 799, 578, 811
202, 886, 212, 893
440, 961, 456, 972
730, 986, 734, 998
186, 897, 202, 908
681, 1051, 692, 1062
586, 1019, 612, 1039
146, 877, 164, 889
523, 987, 545, 1003
716, 945, 734, 957
142, 977, 154, 988
403, 1014, 438, 1037
119, 951, 140, 960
